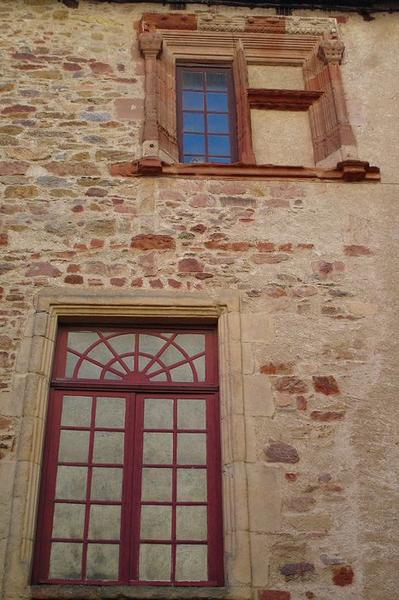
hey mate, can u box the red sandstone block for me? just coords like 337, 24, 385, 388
260, 362, 294, 375
258, 591, 291, 600
311, 410, 345, 421
178, 258, 203, 273
131, 234, 175, 251
344, 244, 373, 256
0, 234, 8, 246
64, 275, 83, 284
313, 376, 340, 395
274, 376, 308, 394
1, 104, 36, 114
89, 61, 113, 75
0, 161, 28, 175
333, 565, 354, 586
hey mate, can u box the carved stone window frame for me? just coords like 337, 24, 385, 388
110, 12, 379, 182
2, 288, 251, 600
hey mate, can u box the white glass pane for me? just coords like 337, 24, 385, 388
55, 466, 87, 500
58, 430, 89, 463
86, 544, 119, 580
149, 372, 168, 382
142, 468, 172, 501
140, 505, 172, 540
104, 371, 123, 380
177, 469, 207, 502
170, 364, 194, 382
89, 505, 121, 540
95, 397, 125, 428
65, 352, 79, 378
122, 355, 134, 371
107, 333, 135, 355
61, 396, 92, 427
178, 400, 206, 429
87, 343, 114, 365
139, 544, 171, 581
144, 398, 173, 429
91, 468, 122, 500
176, 506, 207, 540
77, 361, 102, 379
175, 334, 205, 356
175, 544, 207, 581
158, 345, 184, 366
93, 432, 124, 463
139, 334, 166, 356
67, 331, 99, 353
50, 542, 82, 579
139, 356, 151, 371
193, 356, 206, 381
177, 434, 206, 465
143, 433, 173, 464
52, 504, 85, 539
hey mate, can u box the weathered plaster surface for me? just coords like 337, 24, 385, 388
0, 1, 398, 599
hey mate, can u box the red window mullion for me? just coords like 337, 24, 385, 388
119, 392, 136, 583
80, 396, 97, 580
129, 393, 144, 582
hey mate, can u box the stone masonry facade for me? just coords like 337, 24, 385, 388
1, 1, 399, 599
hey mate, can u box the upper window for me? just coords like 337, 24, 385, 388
33, 325, 223, 587
121, 12, 379, 182
176, 65, 237, 165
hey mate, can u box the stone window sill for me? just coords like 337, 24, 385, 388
31, 585, 228, 600
109, 159, 380, 182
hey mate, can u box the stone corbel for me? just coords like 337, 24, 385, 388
318, 38, 345, 65
139, 31, 163, 163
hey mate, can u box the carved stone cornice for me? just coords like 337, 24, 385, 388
318, 38, 345, 64
248, 88, 323, 110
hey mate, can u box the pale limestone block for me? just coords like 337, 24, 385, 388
243, 375, 274, 416
224, 462, 249, 533
241, 313, 273, 343
250, 533, 271, 587
286, 512, 332, 533
242, 343, 255, 375
247, 464, 282, 533
248, 65, 304, 90
226, 530, 252, 586
251, 109, 314, 167
16, 416, 45, 464
244, 416, 258, 463
0, 462, 16, 510
220, 372, 244, 416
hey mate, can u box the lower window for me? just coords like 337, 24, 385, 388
32, 325, 223, 586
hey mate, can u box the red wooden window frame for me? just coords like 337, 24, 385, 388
32, 325, 223, 587
176, 63, 238, 165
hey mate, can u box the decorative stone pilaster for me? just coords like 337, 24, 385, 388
139, 31, 163, 160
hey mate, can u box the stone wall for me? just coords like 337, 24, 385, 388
0, 1, 399, 599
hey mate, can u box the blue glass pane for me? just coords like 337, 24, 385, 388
208, 157, 231, 164
183, 112, 205, 133
207, 114, 229, 134
183, 134, 205, 154
183, 92, 204, 110
207, 72, 228, 91
208, 135, 231, 156
182, 71, 204, 90
183, 155, 206, 164
206, 93, 228, 112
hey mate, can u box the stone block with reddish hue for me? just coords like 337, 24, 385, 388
178, 258, 203, 273
260, 362, 293, 375
310, 410, 345, 421
264, 441, 299, 464
274, 377, 308, 394
332, 565, 354, 586
344, 244, 373, 256
258, 591, 291, 600
130, 234, 175, 251
280, 562, 315, 579
25, 263, 62, 278
312, 376, 340, 395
